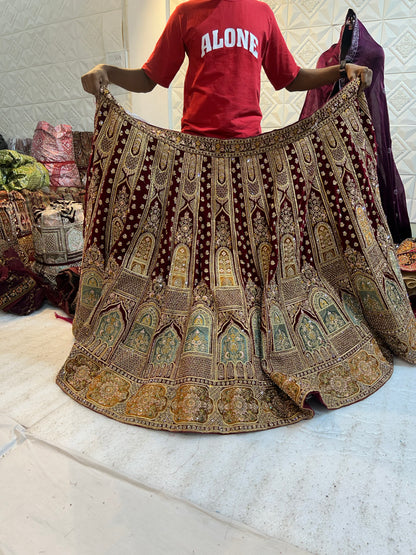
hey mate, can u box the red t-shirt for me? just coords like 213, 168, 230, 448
142, 0, 300, 138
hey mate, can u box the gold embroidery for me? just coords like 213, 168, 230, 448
57, 80, 415, 434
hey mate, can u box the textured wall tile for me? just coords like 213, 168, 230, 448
384, 0, 416, 20
287, 0, 335, 29
263, 0, 289, 28
0, 18, 106, 72
385, 74, 416, 124
286, 27, 334, 67
171, 87, 183, 130
0, 0, 125, 138
3, 0, 124, 33
383, 19, 416, 74
404, 176, 416, 222
333, 0, 384, 23
390, 125, 416, 175
102, 10, 124, 52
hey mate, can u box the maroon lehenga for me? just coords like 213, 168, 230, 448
56, 80, 416, 433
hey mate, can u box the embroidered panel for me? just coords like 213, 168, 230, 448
57, 80, 416, 433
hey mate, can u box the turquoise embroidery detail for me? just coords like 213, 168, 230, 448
220, 324, 249, 365
313, 291, 347, 334
152, 326, 180, 365
125, 306, 159, 353
270, 307, 293, 352
96, 310, 123, 346
298, 315, 325, 352
184, 310, 212, 354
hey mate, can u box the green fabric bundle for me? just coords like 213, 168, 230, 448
0, 150, 50, 192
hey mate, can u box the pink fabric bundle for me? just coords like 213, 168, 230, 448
31, 122, 81, 190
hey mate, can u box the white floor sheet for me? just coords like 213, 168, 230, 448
1, 305, 415, 554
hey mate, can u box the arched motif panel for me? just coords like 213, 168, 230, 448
168, 244, 191, 288
128, 233, 155, 276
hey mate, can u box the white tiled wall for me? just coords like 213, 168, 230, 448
0, 0, 130, 139
169, 0, 416, 222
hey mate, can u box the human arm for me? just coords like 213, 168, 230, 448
81, 6, 184, 97
81, 64, 157, 96
286, 63, 373, 93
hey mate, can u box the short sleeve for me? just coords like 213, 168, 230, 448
262, 11, 300, 90
142, 7, 186, 88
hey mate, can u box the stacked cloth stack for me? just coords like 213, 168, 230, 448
56, 79, 416, 434
0, 127, 92, 316
32, 200, 84, 285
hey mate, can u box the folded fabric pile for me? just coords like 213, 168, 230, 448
0, 150, 50, 192
31, 121, 81, 190
32, 200, 84, 285
0, 242, 47, 315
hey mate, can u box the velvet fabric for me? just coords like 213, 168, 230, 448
56, 81, 416, 434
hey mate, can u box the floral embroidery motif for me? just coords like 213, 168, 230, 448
96, 309, 124, 346
349, 351, 381, 385
218, 387, 259, 424
342, 291, 365, 326
356, 205, 375, 247
279, 203, 295, 235
253, 212, 270, 244
215, 215, 232, 249
355, 274, 387, 313
271, 372, 301, 404
315, 222, 337, 262
216, 247, 237, 287
168, 244, 190, 288
308, 191, 328, 226
313, 291, 347, 334
65, 356, 101, 391
408, 321, 416, 350
318, 365, 360, 399
245, 279, 261, 307
126, 384, 168, 419
220, 324, 249, 365
87, 370, 130, 407
144, 203, 162, 235
80, 272, 103, 309
193, 282, 214, 307
176, 212, 193, 247
124, 306, 159, 354
148, 275, 166, 305
170, 385, 214, 423
113, 185, 130, 220
385, 279, 404, 308
270, 306, 293, 352
261, 389, 298, 417
281, 234, 298, 278
184, 310, 212, 354
259, 242, 272, 280
298, 315, 326, 352
129, 233, 155, 276
151, 326, 180, 365
344, 247, 369, 273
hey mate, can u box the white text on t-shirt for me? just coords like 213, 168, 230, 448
201, 28, 259, 59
